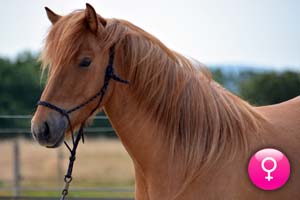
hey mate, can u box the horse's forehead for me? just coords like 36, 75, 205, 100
81, 33, 99, 48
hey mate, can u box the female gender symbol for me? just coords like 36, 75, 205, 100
248, 148, 290, 190
261, 157, 277, 181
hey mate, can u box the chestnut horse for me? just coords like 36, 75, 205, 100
31, 4, 300, 200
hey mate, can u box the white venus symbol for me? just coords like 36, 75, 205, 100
261, 157, 277, 181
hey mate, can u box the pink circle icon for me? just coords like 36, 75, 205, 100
248, 148, 290, 190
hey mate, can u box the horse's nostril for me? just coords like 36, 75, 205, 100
44, 121, 50, 139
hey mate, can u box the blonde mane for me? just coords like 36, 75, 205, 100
111, 19, 264, 164
41, 10, 264, 185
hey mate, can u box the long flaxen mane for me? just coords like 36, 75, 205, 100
41, 10, 264, 189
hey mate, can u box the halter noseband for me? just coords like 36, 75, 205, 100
36, 44, 128, 200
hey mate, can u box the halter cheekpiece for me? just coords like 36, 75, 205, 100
37, 44, 128, 200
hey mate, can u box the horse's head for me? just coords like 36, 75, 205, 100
31, 4, 115, 147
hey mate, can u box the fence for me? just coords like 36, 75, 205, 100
0, 115, 134, 199
0, 198, 132, 200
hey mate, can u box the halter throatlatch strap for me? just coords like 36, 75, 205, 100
36, 44, 128, 200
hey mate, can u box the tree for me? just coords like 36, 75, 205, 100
0, 52, 42, 115
239, 71, 300, 106
211, 68, 226, 85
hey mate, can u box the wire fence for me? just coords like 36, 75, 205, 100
0, 197, 133, 200
0, 115, 134, 199
0, 115, 114, 134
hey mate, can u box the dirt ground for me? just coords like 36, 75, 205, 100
0, 137, 134, 187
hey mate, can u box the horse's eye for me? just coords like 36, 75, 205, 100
79, 57, 92, 68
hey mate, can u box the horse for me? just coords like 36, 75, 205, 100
31, 4, 300, 200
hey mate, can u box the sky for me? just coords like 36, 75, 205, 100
0, 0, 299, 70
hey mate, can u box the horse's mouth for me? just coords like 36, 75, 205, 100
46, 132, 65, 148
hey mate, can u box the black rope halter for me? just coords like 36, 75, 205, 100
37, 44, 128, 200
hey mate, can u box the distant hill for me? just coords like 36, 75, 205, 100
209, 65, 271, 74
209, 64, 299, 74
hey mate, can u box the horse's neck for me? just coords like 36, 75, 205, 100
104, 81, 168, 165
104, 79, 188, 198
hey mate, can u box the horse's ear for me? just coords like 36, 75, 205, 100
45, 7, 61, 25
85, 3, 106, 33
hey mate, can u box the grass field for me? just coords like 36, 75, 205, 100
0, 137, 134, 197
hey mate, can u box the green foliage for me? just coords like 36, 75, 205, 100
240, 71, 300, 105
210, 68, 300, 106
0, 52, 42, 115
0, 52, 43, 133
211, 68, 225, 85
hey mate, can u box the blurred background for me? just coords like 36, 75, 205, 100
0, 0, 299, 199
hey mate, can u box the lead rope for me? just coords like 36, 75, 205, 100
60, 125, 84, 200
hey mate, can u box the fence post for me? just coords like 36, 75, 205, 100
57, 147, 64, 181
13, 138, 21, 197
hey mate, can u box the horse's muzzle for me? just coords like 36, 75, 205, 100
31, 112, 67, 148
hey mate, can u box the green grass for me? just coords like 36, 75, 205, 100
0, 181, 134, 198
23, 191, 133, 198
0, 182, 134, 198
0, 190, 134, 198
